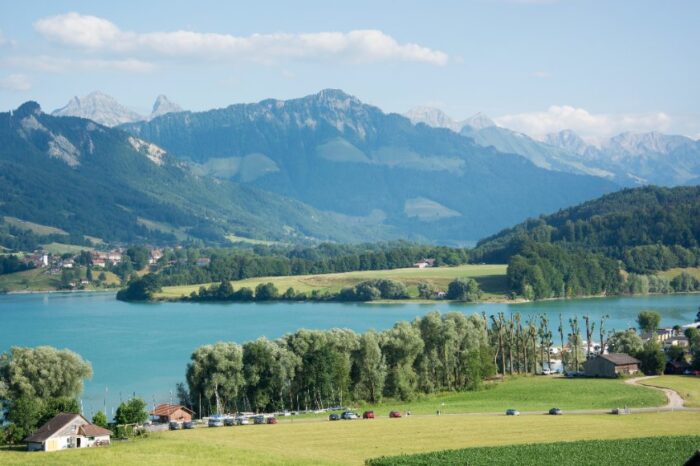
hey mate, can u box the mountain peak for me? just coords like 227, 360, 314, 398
463, 112, 495, 130
52, 91, 143, 127
605, 131, 690, 156
404, 106, 462, 132
15, 101, 42, 118
150, 95, 183, 120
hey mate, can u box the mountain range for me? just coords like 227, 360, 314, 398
121, 89, 615, 243
4, 89, 698, 246
51, 92, 183, 127
406, 106, 700, 187
0, 101, 380, 244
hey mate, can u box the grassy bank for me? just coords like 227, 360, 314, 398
2, 412, 698, 465
366, 435, 700, 465
639, 375, 700, 408
157, 264, 509, 300
0, 268, 121, 293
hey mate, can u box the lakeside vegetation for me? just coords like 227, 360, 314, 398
367, 435, 700, 466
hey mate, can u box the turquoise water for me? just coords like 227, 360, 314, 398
0, 292, 697, 418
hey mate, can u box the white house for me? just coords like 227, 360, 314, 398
25, 413, 111, 452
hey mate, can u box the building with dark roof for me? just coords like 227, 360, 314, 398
582, 353, 641, 378
24, 412, 112, 452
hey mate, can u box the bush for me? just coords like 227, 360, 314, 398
446, 278, 482, 302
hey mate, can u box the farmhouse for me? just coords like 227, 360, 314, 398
583, 353, 640, 378
24, 412, 111, 452
413, 258, 435, 269
150, 404, 194, 423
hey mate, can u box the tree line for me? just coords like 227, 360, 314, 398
180, 312, 495, 415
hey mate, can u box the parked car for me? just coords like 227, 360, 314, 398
341, 411, 359, 420
253, 415, 266, 425
169, 421, 182, 430
542, 369, 552, 375
505, 409, 520, 416
224, 417, 235, 426
266, 417, 278, 424
329, 413, 340, 421
183, 421, 195, 429
208, 416, 224, 427
549, 408, 562, 415
389, 411, 402, 418
362, 411, 375, 419
235, 415, 250, 425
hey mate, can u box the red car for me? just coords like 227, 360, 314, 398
266, 417, 278, 424
389, 411, 402, 418
362, 411, 375, 419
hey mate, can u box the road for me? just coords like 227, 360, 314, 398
626, 375, 685, 409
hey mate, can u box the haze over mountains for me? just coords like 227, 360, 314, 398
406, 106, 700, 187
4, 88, 698, 246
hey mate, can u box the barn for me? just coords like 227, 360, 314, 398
583, 353, 641, 378
24, 413, 111, 452
150, 404, 195, 424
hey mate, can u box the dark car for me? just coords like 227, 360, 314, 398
505, 409, 520, 416
267, 417, 278, 424
329, 413, 340, 421
389, 411, 402, 418
549, 408, 562, 415
183, 421, 195, 429
224, 417, 236, 426
362, 411, 375, 419
169, 421, 182, 430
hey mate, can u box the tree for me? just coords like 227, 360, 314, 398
0, 346, 93, 402
255, 282, 279, 301
6, 396, 42, 443
92, 410, 109, 428
125, 246, 150, 270
637, 311, 662, 334
637, 341, 665, 375
353, 282, 381, 301
606, 330, 644, 354
37, 397, 80, 427
115, 397, 148, 425
86, 266, 93, 282
216, 279, 234, 299
446, 278, 482, 302
417, 281, 435, 299
116, 273, 161, 301
354, 331, 386, 403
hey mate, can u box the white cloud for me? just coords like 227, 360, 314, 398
34, 12, 448, 66
495, 105, 677, 142
0, 74, 32, 92
5, 56, 155, 73
530, 70, 551, 79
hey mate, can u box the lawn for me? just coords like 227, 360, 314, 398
366, 435, 700, 466
298, 376, 665, 418
157, 264, 509, 300
1, 412, 698, 465
639, 375, 700, 408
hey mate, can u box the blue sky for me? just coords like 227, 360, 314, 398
1, 0, 698, 140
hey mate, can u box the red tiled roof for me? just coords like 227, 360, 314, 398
150, 404, 194, 416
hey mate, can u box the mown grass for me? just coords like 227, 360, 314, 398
1, 412, 698, 465
157, 264, 509, 300
333, 376, 666, 416
657, 267, 700, 281
0, 268, 60, 292
639, 375, 700, 408
366, 435, 700, 465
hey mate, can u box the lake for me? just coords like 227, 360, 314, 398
0, 292, 697, 418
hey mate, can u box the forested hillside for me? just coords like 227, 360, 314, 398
472, 186, 700, 299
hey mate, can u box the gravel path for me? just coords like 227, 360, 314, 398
626, 376, 685, 409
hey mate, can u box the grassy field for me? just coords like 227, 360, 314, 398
639, 375, 700, 408
657, 267, 700, 280
1, 412, 698, 465
366, 435, 700, 465
0, 268, 121, 292
2, 216, 67, 235
157, 264, 509, 300
0, 268, 60, 292
336, 376, 665, 416
40, 243, 93, 255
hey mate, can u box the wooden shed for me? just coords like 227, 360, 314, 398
150, 404, 194, 423
583, 353, 640, 378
